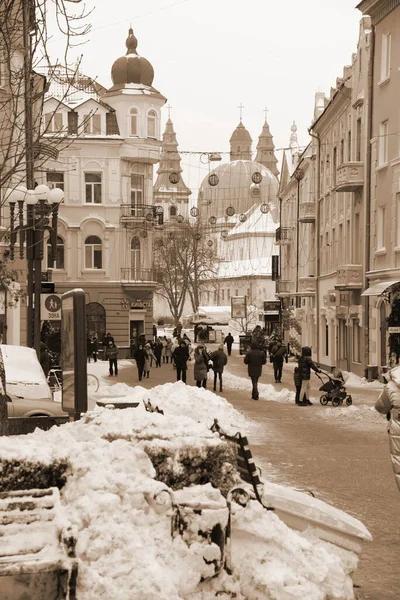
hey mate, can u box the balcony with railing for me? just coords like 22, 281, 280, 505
297, 276, 316, 296
275, 227, 292, 245
275, 279, 292, 296
298, 201, 316, 223
335, 162, 364, 192
120, 204, 161, 227
121, 268, 156, 284
334, 264, 362, 290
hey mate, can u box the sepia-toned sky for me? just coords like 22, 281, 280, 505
49, 0, 362, 193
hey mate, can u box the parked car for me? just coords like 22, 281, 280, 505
0, 344, 67, 418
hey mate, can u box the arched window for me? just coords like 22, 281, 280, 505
86, 302, 106, 343
130, 107, 138, 136
131, 236, 141, 278
169, 206, 177, 217
147, 110, 157, 138
47, 235, 65, 269
85, 235, 102, 269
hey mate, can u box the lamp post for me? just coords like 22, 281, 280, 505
6, 184, 64, 357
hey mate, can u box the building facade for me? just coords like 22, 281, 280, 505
35, 28, 167, 349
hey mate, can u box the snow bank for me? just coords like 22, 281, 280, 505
0, 382, 359, 599
343, 371, 383, 390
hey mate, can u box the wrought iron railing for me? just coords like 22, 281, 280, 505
121, 268, 155, 282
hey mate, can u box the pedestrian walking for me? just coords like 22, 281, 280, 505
152, 324, 157, 341
161, 337, 167, 363
92, 334, 99, 363
243, 342, 266, 400
144, 342, 156, 377
87, 335, 93, 363
106, 341, 119, 376
268, 335, 278, 363
134, 344, 148, 381
153, 338, 163, 367
172, 340, 190, 383
224, 332, 234, 356
40, 342, 50, 377
297, 346, 321, 406
375, 367, 400, 492
293, 366, 302, 405
210, 344, 228, 392
271, 340, 288, 383
193, 344, 209, 388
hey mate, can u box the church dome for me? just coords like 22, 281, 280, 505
198, 160, 279, 224
229, 122, 252, 143
111, 28, 154, 87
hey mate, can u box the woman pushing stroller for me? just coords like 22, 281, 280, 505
297, 346, 321, 406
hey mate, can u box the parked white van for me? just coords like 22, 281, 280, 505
0, 344, 66, 418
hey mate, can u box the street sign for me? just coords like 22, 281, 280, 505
41, 294, 62, 320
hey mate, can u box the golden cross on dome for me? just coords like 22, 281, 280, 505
264, 107, 269, 121
238, 103, 244, 121
166, 104, 172, 118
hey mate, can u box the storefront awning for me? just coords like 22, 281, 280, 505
361, 280, 400, 297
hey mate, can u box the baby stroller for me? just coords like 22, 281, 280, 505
316, 371, 352, 407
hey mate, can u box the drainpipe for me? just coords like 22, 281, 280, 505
308, 128, 321, 363
363, 24, 375, 377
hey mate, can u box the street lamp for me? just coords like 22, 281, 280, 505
6, 184, 64, 357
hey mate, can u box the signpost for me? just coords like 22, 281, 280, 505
41, 294, 62, 321
61, 289, 87, 420
231, 296, 247, 319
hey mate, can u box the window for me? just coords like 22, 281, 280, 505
356, 118, 362, 161
147, 110, 156, 138
338, 319, 347, 360
47, 172, 64, 191
332, 147, 337, 186
130, 108, 138, 136
227, 289, 230, 300
347, 130, 351, 161
47, 236, 64, 269
377, 206, 386, 250
340, 139, 344, 165
169, 206, 177, 217
85, 173, 102, 204
84, 236, 102, 269
221, 289, 225, 301
380, 33, 391, 81
396, 193, 400, 247
44, 112, 63, 133
83, 113, 101, 134
353, 212, 361, 263
352, 319, 361, 363
325, 320, 329, 357
379, 120, 388, 165
235, 290, 239, 297
338, 223, 343, 264
131, 236, 141, 277
130, 173, 144, 215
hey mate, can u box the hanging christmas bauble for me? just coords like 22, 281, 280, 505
207, 239, 213, 247
145, 212, 153, 221
226, 206, 235, 217
252, 171, 263, 184
260, 203, 270, 214
140, 230, 148, 238
190, 206, 199, 217
168, 231, 174, 239
221, 230, 228, 239
208, 173, 219, 186
169, 172, 180, 184
251, 184, 261, 197
209, 216, 217, 225
176, 214, 184, 223
239, 213, 247, 222
195, 233, 202, 241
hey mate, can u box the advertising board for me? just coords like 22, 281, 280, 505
231, 296, 247, 319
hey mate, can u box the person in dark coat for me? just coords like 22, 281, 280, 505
152, 324, 157, 341
153, 338, 163, 367
210, 344, 228, 392
293, 366, 302, 405
92, 334, 99, 363
134, 344, 148, 381
193, 344, 209, 388
172, 341, 189, 383
87, 336, 93, 363
243, 342, 267, 400
271, 340, 288, 383
105, 341, 119, 376
224, 333, 234, 356
298, 346, 320, 406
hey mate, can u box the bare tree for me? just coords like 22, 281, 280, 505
154, 235, 188, 326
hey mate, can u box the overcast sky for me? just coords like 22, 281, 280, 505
50, 0, 362, 194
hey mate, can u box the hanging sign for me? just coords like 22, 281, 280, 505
41, 294, 62, 320
231, 296, 247, 319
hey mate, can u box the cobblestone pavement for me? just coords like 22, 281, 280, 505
110, 348, 398, 600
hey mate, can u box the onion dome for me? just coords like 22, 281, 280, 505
111, 28, 154, 87
229, 122, 252, 161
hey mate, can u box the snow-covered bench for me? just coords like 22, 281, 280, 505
0, 487, 78, 599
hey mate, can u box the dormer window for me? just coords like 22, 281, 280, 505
147, 110, 157, 138
83, 113, 101, 134
130, 108, 138, 136
44, 112, 63, 133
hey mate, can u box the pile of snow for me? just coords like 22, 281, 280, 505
0, 382, 361, 599
343, 371, 383, 390
224, 369, 295, 403
316, 404, 384, 425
